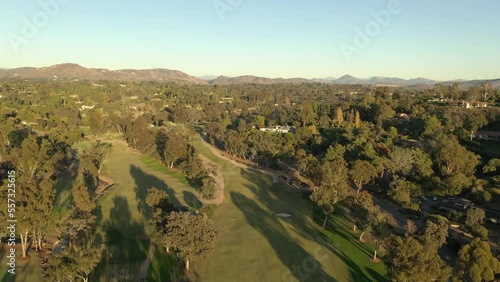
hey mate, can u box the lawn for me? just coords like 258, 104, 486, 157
87, 140, 200, 281
0, 251, 44, 282
2, 137, 388, 281
192, 138, 387, 282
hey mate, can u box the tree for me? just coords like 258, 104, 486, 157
335, 106, 344, 125
404, 219, 417, 237
166, 212, 219, 270
421, 216, 448, 249
481, 82, 493, 102
311, 150, 349, 227
355, 110, 361, 128
72, 184, 96, 213
88, 110, 104, 138
373, 103, 395, 126
483, 158, 500, 174
145, 188, 175, 252
434, 136, 480, 176
350, 192, 381, 241
458, 238, 500, 282
349, 160, 377, 194
386, 235, 452, 282
201, 177, 216, 200
463, 110, 488, 140
465, 207, 489, 239
163, 132, 188, 168
45, 235, 101, 282
465, 207, 486, 228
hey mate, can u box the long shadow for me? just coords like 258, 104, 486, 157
240, 169, 323, 243
53, 159, 79, 214
95, 195, 148, 281
329, 247, 376, 282
230, 190, 336, 282
130, 164, 183, 219
315, 208, 373, 258
183, 190, 202, 209
366, 268, 388, 282
238, 168, 388, 281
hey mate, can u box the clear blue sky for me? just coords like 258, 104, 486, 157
1, 0, 499, 80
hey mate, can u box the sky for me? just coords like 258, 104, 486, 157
1, 0, 499, 80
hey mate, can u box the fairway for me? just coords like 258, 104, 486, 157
1, 138, 386, 282
192, 139, 387, 282
83, 140, 200, 281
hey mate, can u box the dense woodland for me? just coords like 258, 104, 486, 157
1, 79, 500, 281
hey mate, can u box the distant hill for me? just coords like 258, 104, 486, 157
197, 75, 221, 81
208, 75, 310, 85
0, 63, 207, 84
1, 64, 498, 87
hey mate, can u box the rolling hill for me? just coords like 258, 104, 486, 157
1, 63, 499, 87
0, 63, 207, 84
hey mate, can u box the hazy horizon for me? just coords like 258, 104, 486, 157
1, 1, 499, 81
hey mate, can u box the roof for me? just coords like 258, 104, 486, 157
475, 131, 500, 137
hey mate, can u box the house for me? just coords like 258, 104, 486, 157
474, 131, 500, 141
80, 105, 95, 110
459, 100, 488, 109
21, 121, 38, 126
259, 125, 295, 133
452, 198, 472, 209
393, 113, 410, 121
219, 97, 235, 104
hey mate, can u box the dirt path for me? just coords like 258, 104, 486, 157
199, 138, 310, 190
199, 155, 225, 205
138, 242, 156, 281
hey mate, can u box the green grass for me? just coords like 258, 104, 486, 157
2, 136, 388, 281
87, 140, 200, 281
140, 156, 191, 186
0, 252, 45, 282
192, 137, 387, 282
318, 209, 388, 282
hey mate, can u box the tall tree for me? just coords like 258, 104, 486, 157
458, 238, 500, 282
386, 235, 452, 282
349, 160, 377, 194
145, 187, 175, 253
163, 132, 188, 168
310, 148, 349, 227
165, 212, 219, 270
335, 106, 344, 125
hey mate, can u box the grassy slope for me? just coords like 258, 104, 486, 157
1, 137, 387, 281
80, 140, 198, 281
192, 139, 387, 282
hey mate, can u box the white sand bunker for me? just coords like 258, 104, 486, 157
275, 213, 293, 218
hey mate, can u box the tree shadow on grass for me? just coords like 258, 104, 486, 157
230, 191, 336, 282
240, 169, 324, 243
366, 268, 388, 282
314, 208, 373, 258
130, 164, 183, 219
182, 190, 202, 209
96, 196, 148, 281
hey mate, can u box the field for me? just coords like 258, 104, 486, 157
1, 137, 387, 281
192, 139, 387, 281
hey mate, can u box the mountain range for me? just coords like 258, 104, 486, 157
1, 64, 499, 88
